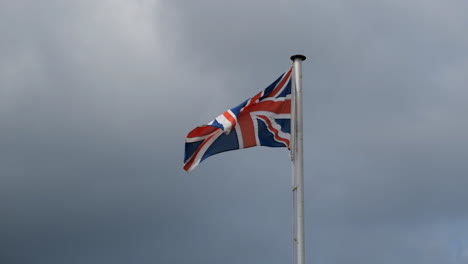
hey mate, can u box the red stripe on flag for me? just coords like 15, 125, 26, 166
269, 67, 292, 98
186, 125, 219, 138
246, 92, 262, 107
184, 131, 219, 171
246, 100, 291, 114
238, 112, 257, 148
223, 111, 236, 128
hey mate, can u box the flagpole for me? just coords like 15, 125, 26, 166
290, 54, 306, 264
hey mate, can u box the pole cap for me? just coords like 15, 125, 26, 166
290, 54, 306, 61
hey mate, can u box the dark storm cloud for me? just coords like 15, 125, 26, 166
1, 0, 468, 263
0, 1, 192, 263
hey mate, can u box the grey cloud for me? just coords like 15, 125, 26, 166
1, 0, 468, 263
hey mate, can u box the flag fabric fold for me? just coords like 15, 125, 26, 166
183, 67, 293, 172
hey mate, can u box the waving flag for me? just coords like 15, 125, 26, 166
183, 67, 293, 172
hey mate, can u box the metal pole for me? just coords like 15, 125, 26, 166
291, 62, 297, 264
290, 54, 306, 264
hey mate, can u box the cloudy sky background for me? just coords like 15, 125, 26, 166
1, 0, 468, 263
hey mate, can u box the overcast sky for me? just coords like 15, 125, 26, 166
1, 0, 468, 263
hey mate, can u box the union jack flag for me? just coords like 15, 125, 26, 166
183, 67, 293, 172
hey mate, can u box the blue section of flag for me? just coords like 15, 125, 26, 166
257, 118, 291, 147
202, 130, 240, 162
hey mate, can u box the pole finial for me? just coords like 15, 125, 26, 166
290, 54, 306, 61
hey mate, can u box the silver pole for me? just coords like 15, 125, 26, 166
290, 54, 306, 264
291, 62, 297, 264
